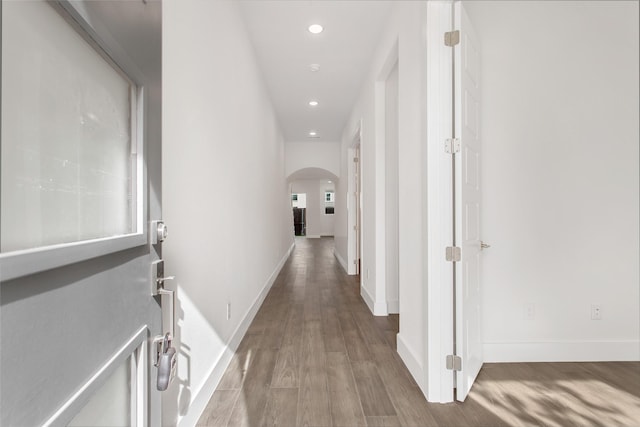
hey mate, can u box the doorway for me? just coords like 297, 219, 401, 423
292, 193, 307, 236
346, 126, 362, 278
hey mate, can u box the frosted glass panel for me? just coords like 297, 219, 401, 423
1, 0, 135, 253
67, 355, 132, 427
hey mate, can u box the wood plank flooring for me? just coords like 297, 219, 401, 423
198, 237, 640, 427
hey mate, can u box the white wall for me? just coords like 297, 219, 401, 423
291, 180, 335, 237
163, 1, 294, 425
285, 141, 340, 179
465, 1, 640, 361
337, 1, 429, 394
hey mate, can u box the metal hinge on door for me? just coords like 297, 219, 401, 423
445, 246, 461, 262
446, 355, 462, 371
444, 30, 460, 47
445, 138, 460, 154
353, 157, 359, 163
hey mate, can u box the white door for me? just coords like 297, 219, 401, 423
0, 1, 165, 425
454, 0, 483, 402
355, 144, 362, 275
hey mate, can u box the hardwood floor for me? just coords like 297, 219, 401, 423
197, 237, 640, 427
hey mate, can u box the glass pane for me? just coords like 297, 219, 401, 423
1, 0, 135, 253
67, 355, 132, 427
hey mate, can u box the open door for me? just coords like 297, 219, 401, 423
0, 1, 165, 424
355, 144, 362, 276
454, 0, 484, 401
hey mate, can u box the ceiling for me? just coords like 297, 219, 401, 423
238, 1, 393, 143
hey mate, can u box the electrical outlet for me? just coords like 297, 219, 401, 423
591, 304, 602, 320
226, 302, 231, 320
525, 303, 535, 320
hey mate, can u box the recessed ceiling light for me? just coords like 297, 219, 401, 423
328, 180, 332, 183
309, 131, 317, 137
308, 100, 319, 107
308, 24, 323, 34
309, 63, 320, 72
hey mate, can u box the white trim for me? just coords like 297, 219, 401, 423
177, 243, 295, 427
397, 333, 427, 396
360, 285, 387, 316
484, 341, 640, 363
305, 235, 321, 239
387, 299, 399, 314
334, 249, 348, 273
373, 78, 387, 318
43, 326, 148, 427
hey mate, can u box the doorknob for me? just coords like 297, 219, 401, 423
481, 241, 491, 250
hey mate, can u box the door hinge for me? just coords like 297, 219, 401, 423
444, 30, 460, 47
353, 157, 359, 163
446, 246, 461, 262
445, 138, 460, 154
446, 355, 462, 371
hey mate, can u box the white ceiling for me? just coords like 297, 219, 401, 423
239, 1, 393, 143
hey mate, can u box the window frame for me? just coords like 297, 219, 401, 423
0, 1, 148, 281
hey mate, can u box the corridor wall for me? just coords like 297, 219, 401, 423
163, 1, 295, 424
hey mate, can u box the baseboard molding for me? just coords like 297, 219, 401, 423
360, 285, 387, 316
387, 299, 399, 314
178, 242, 295, 427
484, 340, 640, 363
306, 235, 321, 239
334, 249, 348, 273
397, 333, 426, 395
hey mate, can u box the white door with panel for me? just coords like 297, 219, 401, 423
454, 0, 484, 402
0, 1, 166, 425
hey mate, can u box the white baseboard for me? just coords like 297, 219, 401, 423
484, 340, 640, 363
306, 235, 321, 239
334, 249, 348, 273
178, 243, 294, 427
387, 299, 399, 314
397, 333, 426, 395
360, 285, 387, 316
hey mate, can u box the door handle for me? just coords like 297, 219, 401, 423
151, 259, 177, 390
481, 241, 491, 250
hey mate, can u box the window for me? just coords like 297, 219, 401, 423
324, 191, 335, 215
0, 0, 145, 280
292, 193, 306, 209
325, 191, 335, 203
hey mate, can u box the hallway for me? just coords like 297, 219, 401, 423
196, 238, 640, 427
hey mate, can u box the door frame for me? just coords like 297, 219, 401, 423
425, 0, 456, 403
347, 122, 362, 276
